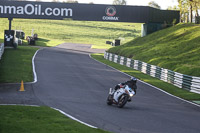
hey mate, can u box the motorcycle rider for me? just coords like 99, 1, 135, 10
114, 77, 137, 97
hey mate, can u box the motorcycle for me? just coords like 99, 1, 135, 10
107, 85, 135, 108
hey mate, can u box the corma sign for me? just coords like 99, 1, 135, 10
0, 4, 73, 17
102, 6, 119, 21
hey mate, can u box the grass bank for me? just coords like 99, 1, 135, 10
108, 23, 200, 77
91, 53, 200, 101
0, 105, 109, 133
0, 46, 38, 83
0, 18, 141, 49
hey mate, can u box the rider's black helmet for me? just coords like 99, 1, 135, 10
131, 77, 137, 83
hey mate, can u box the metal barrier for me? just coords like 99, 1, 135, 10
104, 52, 200, 94
0, 43, 4, 60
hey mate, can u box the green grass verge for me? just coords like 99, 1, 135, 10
0, 18, 141, 49
0, 105, 109, 133
0, 46, 38, 83
91, 53, 200, 101
108, 23, 200, 76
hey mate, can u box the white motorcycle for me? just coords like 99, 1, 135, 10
107, 85, 135, 108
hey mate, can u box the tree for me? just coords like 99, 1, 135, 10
167, 5, 179, 10
189, 0, 193, 22
148, 1, 161, 9
178, 0, 200, 23
113, 0, 126, 5
192, 0, 200, 17
178, 0, 190, 22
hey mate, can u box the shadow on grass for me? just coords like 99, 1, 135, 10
52, 21, 141, 33
19, 38, 51, 47
34, 38, 50, 47
0, 35, 51, 47
17, 38, 51, 47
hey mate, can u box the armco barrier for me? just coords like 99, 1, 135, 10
0, 43, 4, 60
104, 52, 200, 94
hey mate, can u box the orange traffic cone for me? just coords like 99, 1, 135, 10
19, 80, 25, 91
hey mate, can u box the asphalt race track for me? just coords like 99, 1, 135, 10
27, 43, 200, 133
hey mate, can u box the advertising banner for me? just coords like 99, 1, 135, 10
0, 1, 179, 23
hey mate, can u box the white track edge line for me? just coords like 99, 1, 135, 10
51, 107, 98, 129
32, 49, 39, 83
25, 49, 40, 84
31, 49, 40, 83
89, 54, 200, 108
0, 104, 97, 129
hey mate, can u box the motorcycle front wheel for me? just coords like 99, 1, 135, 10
117, 94, 128, 108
